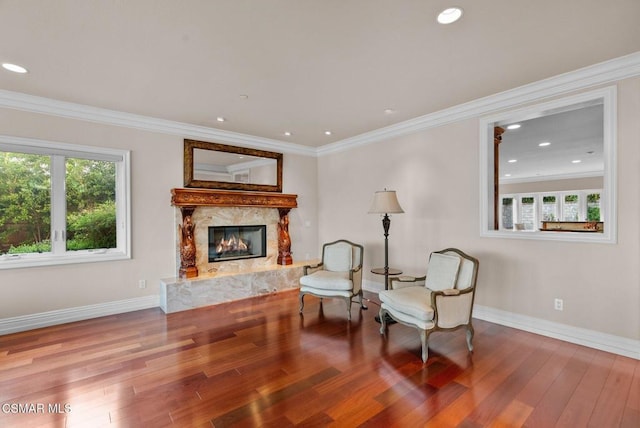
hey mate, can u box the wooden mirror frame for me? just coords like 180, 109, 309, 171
184, 139, 283, 192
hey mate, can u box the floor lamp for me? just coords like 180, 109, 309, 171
368, 189, 404, 290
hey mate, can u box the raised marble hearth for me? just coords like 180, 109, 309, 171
160, 261, 308, 313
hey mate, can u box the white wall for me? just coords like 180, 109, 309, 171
0, 109, 319, 321
282, 153, 319, 263
317, 77, 640, 342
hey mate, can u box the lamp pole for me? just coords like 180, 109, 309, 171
382, 213, 391, 290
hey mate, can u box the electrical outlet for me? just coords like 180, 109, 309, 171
138, 279, 147, 289
554, 298, 563, 311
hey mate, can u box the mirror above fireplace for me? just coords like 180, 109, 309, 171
184, 139, 283, 192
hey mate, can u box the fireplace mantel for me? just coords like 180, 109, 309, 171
171, 188, 297, 209
171, 188, 298, 277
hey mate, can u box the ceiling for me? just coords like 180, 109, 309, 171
499, 103, 604, 182
1, 1, 639, 149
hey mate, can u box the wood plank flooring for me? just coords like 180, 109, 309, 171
0, 290, 638, 427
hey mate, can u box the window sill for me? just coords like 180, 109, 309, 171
481, 229, 616, 244
0, 251, 131, 270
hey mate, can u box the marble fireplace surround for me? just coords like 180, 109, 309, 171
160, 188, 306, 313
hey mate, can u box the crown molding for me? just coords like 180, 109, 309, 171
318, 50, 640, 156
0, 90, 316, 157
500, 171, 604, 185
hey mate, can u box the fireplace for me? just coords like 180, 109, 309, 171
208, 225, 267, 262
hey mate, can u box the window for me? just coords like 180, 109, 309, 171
0, 135, 130, 268
587, 193, 601, 221
520, 196, 536, 230
542, 195, 558, 221
499, 190, 602, 232
501, 197, 515, 230
563, 194, 579, 221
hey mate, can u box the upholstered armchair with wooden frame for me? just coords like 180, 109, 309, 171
378, 248, 479, 362
299, 240, 366, 321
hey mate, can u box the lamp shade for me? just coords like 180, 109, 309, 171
368, 190, 404, 214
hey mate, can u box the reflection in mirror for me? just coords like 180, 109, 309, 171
184, 139, 283, 192
193, 149, 278, 186
480, 86, 616, 243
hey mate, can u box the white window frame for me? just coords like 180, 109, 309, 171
479, 86, 617, 243
0, 135, 131, 269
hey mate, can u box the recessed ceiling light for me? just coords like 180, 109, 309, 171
324, 131, 332, 136
539, 142, 551, 147
2, 63, 28, 73
572, 160, 582, 164
384, 108, 396, 114
437, 7, 463, 24
216, 117, 225, 122
284, 131, 292, 136
507, 124, 521, 130
508, 159, 517, 163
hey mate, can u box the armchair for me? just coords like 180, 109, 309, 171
379, 248, 479, 362
299, 240, 366, 320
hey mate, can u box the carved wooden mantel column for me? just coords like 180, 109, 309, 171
171, 188, 299, 272
178, 206, 198, 279
277, 208, 292, 265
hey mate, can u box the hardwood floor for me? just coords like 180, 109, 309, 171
1, 290, 638, 427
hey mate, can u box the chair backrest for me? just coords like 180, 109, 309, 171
427, 248, 478, 291
322, 240, 363, 272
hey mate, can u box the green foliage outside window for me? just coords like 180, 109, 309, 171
67, 200, 117, 250
0, 152, 51, 252
65, 158, 116, 251
0, 153, 116, 254
587, 193, 601, 221
587, 193, 600, 203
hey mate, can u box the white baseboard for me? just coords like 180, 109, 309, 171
363, 282, 639, 360
0, 295, 160, 336
472, 305, 639, 360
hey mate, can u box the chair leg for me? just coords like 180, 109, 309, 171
379, 307, 387, 334
299, 292, 305, 314
466, 323, 475, 352
345, 297, 352, 321
420, 330, 430, 362
358, 290, 368, 310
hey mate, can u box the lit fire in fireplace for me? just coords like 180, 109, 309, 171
208, 225, 266, 262
216, 235, 249, 254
